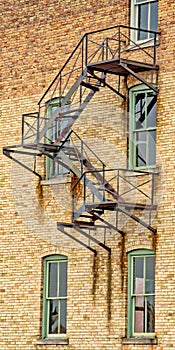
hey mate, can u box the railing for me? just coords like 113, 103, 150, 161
72, 168, 158, 220
57, 129, 106, 177
21, 25, 160, 146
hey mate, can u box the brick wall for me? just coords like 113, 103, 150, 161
1, 0, 175, 349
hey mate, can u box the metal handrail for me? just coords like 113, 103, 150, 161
38, 25, 160, 106
72, 168, 158, 206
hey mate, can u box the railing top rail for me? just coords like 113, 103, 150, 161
72, 167, 158, 192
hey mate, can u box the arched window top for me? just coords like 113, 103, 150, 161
44, 254, 68, 262
128, 248, 155, 256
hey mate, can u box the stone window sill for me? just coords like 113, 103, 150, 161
36, 337, 69, 345
125, 38, 160, 52
122, 337, 157, 345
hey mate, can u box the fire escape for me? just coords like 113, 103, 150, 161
3, 25, 160, 254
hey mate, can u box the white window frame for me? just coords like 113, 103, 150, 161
130, 0, 158, 43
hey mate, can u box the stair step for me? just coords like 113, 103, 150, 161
80, 81, 99, 92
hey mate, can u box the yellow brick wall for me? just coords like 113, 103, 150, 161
1, 0, 175, 349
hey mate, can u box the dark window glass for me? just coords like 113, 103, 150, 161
147, 295, 155, 332
48, 263, 58, 297
145, 256, 155, 293
136, 132, 147, 167
150, 1, 158, 34
49, 299, 59, 334
133, 257, 144, 293
135, 93, 146, 129
148, 130, 156, 165
138, 3, 148, 40
147, 93, 157, 128
59, 262, 67, 297
60, 299, 67, 334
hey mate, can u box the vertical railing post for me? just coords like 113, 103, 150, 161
59, 73, 62, 104
80, 139, 83, 176
118, 26, 121, 60
106, 38, 108, 60
82, 38, 84, 74
102, 164, 105, 201
117, 169, 120, 197
37, 106, 40, 144
153, 32, 156, 65
72, 188, 75, 222
22, 114, 24, 145
85, 34, 88, 67
102, 41, 104, 61
151, 173, 155, 206
84, 173, 86, 205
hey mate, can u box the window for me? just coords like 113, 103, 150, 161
42, 255, 68, 338
46, 98, 70, 179
130, 0, 158, 42
128, 249, 155, 337
129, 85, 157, 169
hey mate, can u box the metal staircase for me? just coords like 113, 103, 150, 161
3, 25, 160, 252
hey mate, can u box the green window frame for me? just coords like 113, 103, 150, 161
127, 249, 155, 337
130, 0, 158, 42
46, 97, 70, 179
42, 255, 68, 338
129, 84, 157, 170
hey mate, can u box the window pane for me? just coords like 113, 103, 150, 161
138, 3, 148, 40
48, 262, 58, 297
147, 295, 155, 332
148, 130, 156, 165
134, 296, 145, 332
136, 132, 147, 167
133, 257, 144, 293
136, 0, 148, 3
147, 92, 157, 128
135, 93, 146, 129
59, 262, 67, 297
60, 299, 67, 334
145, 256, 155, 293
49, 299, 59, 334
150, 1, 158, 33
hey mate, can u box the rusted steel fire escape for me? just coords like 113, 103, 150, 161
3, 25, 160, 253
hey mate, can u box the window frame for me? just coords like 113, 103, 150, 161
42, 254, 68, 339
46, 97, 70, 179
130, 0, 158, 43
129, 84, 157, 170
127, 249, 155, 338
